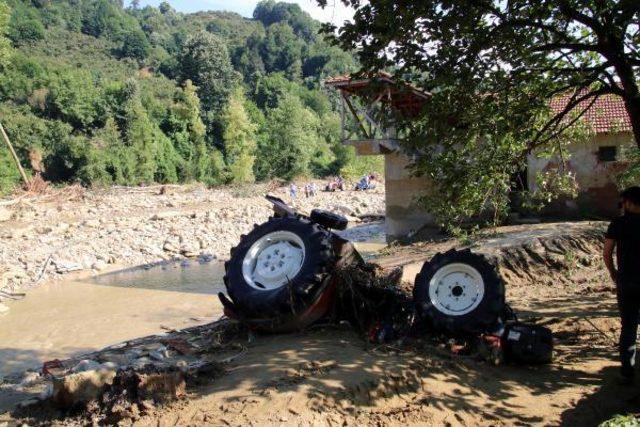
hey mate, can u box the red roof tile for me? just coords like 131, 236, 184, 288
549, 93, 631, 134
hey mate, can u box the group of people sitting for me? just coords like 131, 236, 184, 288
289, 173, 378, 201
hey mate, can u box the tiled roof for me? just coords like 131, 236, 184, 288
549, 93, 631, 134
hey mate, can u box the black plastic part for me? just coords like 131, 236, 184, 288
223, 216, 335, 319
310, 209, 349, 230
265, 195, 297, 217
503, 323, 553, 364
413, 249, 505, 335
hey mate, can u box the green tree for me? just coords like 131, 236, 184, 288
46, 68, 105, 131
119, 79, 181, 184
320, 0, 639, 225
82, 0, 135, 39
260, 22, 303, 79
120, 29, 150, 60
163, 80, 224, 183
0, 0, 13, 67
7, 9, 44, 45
254, 0, 317, 42
178, 30, 237, 139
222, 87, 257, 183
256, 94, 320, 180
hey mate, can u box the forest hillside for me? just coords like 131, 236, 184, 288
0, 0, 381, 193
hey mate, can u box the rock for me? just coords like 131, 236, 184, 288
52, 368, 117, 408
180, 248, 199, 258
136, 369, 186, 401
132, 357, 151, 370
0, 206, 12, 222
53, 260, 84, 274
71, 360, 101, 373
149, 349, 169, 361
83, 219, 101, 228
198, 254, 215, 264
36, 226, 53, 235
91, 260, 108, 271
20, 371, 41, 386
345, 215, 362, 223
151, 211, 180, 220
331, 204, 357, 216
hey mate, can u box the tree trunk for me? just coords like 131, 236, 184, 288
604, 37, 640, 148
624, 95, 640, 149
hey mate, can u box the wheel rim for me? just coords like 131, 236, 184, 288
428, 263, 485, 316
242, 231, 305, 291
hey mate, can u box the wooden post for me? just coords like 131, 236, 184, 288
0, 120, 29, 186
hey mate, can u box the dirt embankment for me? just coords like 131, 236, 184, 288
0, 182, 384, 301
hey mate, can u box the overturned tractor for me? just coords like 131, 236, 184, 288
218, 196, 551, 364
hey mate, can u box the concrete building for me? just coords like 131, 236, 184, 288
531, 94, 634, 218
325, 74, 634, 240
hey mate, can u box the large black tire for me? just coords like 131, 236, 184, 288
413, 249, 505, 335
223, 216, 335, 319
310, 209, 348, 230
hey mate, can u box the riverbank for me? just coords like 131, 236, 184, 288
0, 181, 385, 307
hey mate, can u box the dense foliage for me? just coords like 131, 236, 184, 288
0, 0, 380, 193
320, 0, 639, 226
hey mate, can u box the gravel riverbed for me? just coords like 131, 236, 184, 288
0, 181, 385, 307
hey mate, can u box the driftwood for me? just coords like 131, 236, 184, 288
34, 254, 53, 285
0, 290, 25, 300
0, 121, 29, 186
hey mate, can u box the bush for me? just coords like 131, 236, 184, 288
600, 415, 640, 427
120, 29, 150, 60
8, 16, 45, 45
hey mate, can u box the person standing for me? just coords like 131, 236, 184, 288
289, 183, 298, 201
604, 186, 640, 383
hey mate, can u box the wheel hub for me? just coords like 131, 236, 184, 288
242, 231, 305, 291
429, 263, 485, 316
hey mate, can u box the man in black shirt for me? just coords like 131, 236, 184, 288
604, 186, 640, 382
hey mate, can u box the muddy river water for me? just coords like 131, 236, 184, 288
0, 222, 386, 378
0, 262, 225, 378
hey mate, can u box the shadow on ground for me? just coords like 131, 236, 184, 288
142, 294, 627, 426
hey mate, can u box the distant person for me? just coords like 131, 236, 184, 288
289, 183, 297, 200
604, 186, 640, 383
310, 182, 317, 197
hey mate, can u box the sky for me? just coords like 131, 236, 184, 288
127, 0, 354, 24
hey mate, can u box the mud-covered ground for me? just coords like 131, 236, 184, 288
3, 221, 638, 427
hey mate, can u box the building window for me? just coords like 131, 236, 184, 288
598, 146, 617, 162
